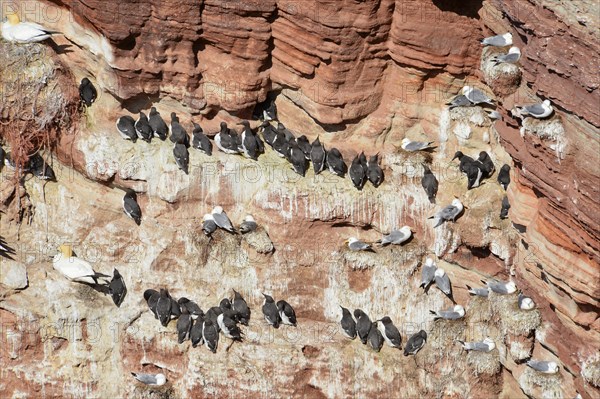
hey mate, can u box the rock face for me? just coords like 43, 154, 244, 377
0, 0, 598, 398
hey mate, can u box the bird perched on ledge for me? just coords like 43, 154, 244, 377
2, 13, 60, 43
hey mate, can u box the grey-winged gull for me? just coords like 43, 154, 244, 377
518, 293, 535, 310
527, 360, 559, 374
212, 206, 235, 233
346, 237, 373, 252
239, 215, 258, 234
378, 226, 411, 246
401, 138, 435, 152
481, 32, 512, 47
131, 372, 166, 386
420, 258, 437, 290
434, 268, 453, 299
516, 100, 553, 119
447, 94, 473, 109
492, 46, 521, 65
482, 279, 517, 294
462, 86, 494, 105
457, 337, 495, 352
430, 304, 465, 320
202, 213, 217, 236
466, 284, 489, 297
429, 198, 464, 227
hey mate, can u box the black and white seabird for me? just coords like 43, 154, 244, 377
367, 322, 384, 352
262, 293, 281, 328
0, 235, 15, 259
404, 330, 427, 356
239, 215, 258, 234
295, 135, 312, 160
108, 268, 127, 307
202, 214, 217, 236
366, 153, 383, 187
452, 151, 476, 174
173, 143, 190, 174
178, 297, 203, 319
327, 148, 346, 177
123, 189, 142, 226
339, 306, 357, 339
240, 120, 261, 160
453, 151, 484, 189
477, 151, 495, 178
462, 86, 494, 106
466, 284, 489, 297
116, 115, 137, 142
170, 295, 181, 320
156, 288, 172, 327
434, 268, 453, 301
190, 311, 205, 347
260, 121, 277, 147
272, 130, 290, 158
349, 152, 367, 190
288, 140, 308, 176
29, 153, 56, 181
232, 289, 251, 326
420, 258, 437, 291
192, 123, 212, 155
177, 307, 193, 344
277, 123, 295, 142
277, 300, 297, 327
481, 32, 512, 47
205, 306, 223, 328
429, 304, 465, 321
131, 372, 166, 386
482, 279, 517, 294
134, 112, 153, 142
498, 164, 510, 190
515, 100, 553, 119
169, 113, 190, 147
79, 78, 97, 107
217, 312, 243, 341
500, 195, 510, 219
148, 107, 168, 141
457, 338, 495, 352
464, 161, 484, 189
527, 360, 559, 374
203, 319, 220, 353
401, 138, 436, 152
377, 317, 402, 349
428, 198, 464, 228
215, 122, 241, 154
144, 289, 160, 319
421, 164, 438, 203
211, 206, 235, 233
310, 136, 326, 175
353, 309, 371, 345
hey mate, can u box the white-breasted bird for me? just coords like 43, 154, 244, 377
52, 245, 110, 285
2, 13, 60, 43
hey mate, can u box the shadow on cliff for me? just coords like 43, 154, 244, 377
432, 0, 484, 19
